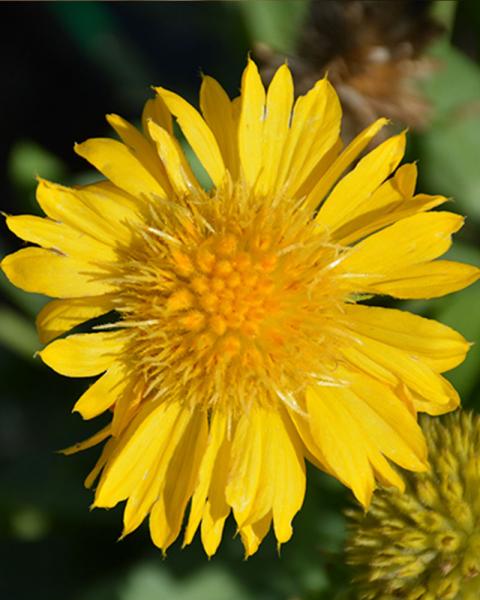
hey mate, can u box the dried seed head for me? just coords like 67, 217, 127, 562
256, 0, 443, 143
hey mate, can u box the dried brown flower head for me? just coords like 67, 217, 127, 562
257, 0, 444, 142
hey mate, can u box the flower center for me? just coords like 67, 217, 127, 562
166, 233, 280, 357
112, 196, 347, 413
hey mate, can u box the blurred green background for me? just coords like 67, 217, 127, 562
1, 2, 480, 599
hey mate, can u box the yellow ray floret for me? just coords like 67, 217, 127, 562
2, 59, 479, 557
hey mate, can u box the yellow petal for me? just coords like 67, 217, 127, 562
407, 383, 460, 416
361, 260, 480, 299
306, 385, 376, 506
338, 368, 428, 470
327, 159, 434, 244
305, 117, 388, 209
340, 343, 398, 387
155, 86, 226, 187
342, 330, 460, 408
39, 331, 124, 377
233, 407, 305, 547
366, 449, 405, 492
238, 59, 266, 187
150, 412, 208, 552
107, 113, 173, 195
231, 95, 242, 124
1, 247, 113, 298
121, 459, 164, 537
5, 215, 117, 263
84, 437, 115, 488
256, 64, 294, 196
395, 161, 418, 196
332, 181, 446, 247
332, 150, 415, 235
312, 399, 406, 492
111, 383, 142, 437
73, 362, 127, 419
270, 410, 305, 545
147, 120, 199, 196
287, 398, 331, 473
142, 95, 173, 136
184, 409, 227, 546
345, 304, 470, 373
280, 78, 341, 198
225, 408, 263, 526
239, 512, 272, 558
36, 296, 113, 344
200, 75, 238, 178
121, 404, 195, 537
94, 399, 188, 508
200, 442, 231, 557
338, 212, 464, 278
75, 138, 167, 199
235, 409, 274, 529
316, 132, 406, 232
326, 369, 427, 492
36, 179, 139, 247
79, 179, 145, 221
200, 504, 230, 557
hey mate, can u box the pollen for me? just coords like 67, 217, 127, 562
170, 249, 194, 277
166, 288, 194, 312
164, 233, 279, 347
179, 310, 205, 331
196, 246, 216, 273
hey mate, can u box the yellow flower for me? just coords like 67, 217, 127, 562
346, 411, 480, 600
2, 60, 478, 557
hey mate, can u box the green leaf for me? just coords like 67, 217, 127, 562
10, 506, 50, 541
49, 2, 154, 106
444, 241, 480, 267
422, 41, 480, 119
239, 0, 308, 54
418, 121, 480, 220
332, 589, 357, 600
121, 562, 249, 600
9, 140, 66, 191
433, 282, 480, 401
0, 305, 39, 359
0, 271, 48, 317
417, 41, 480, 219
430, 0, 458, 32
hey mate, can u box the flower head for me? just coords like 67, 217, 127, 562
346, 411, 480, 600
2, 60, 478, 556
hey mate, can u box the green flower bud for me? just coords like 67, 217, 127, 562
346, 411, 480, 600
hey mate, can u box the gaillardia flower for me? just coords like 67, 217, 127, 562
2, 60, 478, 556
346, 411, 480, 600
